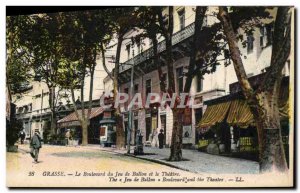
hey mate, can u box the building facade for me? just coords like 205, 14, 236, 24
12, 54, 114, 140
114, 6, 290, 148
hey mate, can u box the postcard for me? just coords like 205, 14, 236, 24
6, 5, 294, 188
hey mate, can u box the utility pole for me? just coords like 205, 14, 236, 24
127, 49, 135, 154
40, 89, 43, 137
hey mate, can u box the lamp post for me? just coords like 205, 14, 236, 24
127, 49, 135, 154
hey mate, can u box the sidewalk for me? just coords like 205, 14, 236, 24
17, 144, 259, 174
94, 145, 259, 174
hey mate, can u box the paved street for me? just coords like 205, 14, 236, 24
7, 144, 291, 188
99, 146, 259, 174
7, 144, 194, 187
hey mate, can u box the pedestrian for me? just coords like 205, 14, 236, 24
151, 129, 159, 147
158, 129, 164, 149
65, 129, 71, 146
19, 130, 26, 144
30, 131, 42, 163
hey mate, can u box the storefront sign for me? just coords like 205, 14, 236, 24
182, 125, 193, 144
183, 125, 192, 138
183, 108, 192, 125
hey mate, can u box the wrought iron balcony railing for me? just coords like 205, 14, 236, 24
120, 23, 195, 73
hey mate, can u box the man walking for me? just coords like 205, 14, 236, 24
19, 130, 26, 144
158, 129, 164, 149
30, 131, 42, 163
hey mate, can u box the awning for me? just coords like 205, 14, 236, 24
198, 97, 289, 131
197, 101, 231, 128
226, 100, 254, 128
57, 107, 104, 128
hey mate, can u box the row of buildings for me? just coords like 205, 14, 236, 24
12, 7, 292, 155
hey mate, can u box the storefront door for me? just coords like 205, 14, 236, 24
146, 117, 151, 141
160, 114, 166, 144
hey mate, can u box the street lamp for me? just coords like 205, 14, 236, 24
127, 49, 135, 154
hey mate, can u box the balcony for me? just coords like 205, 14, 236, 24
119, 23, 195, 73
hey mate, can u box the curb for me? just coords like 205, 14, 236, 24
98, 148, 193, 173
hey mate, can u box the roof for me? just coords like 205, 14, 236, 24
57, 107, 104, 124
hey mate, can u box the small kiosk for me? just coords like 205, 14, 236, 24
99, 96, 116, 147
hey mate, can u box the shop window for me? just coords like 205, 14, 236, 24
124, 121, 128, 144
134, 119, 138, 145
137, 40, 143, 54
176, 67, 184, 92
146, 79, 152, 96
195, 108, 202, 143
161, 73, 168, 89
178, 8, 185, 30
160, 114, 167, 144
126, 44, 131, 60
146, 117, 152, 141
197, 75, 203, 92
124, 88, 129, 110
203, 15, 208, 27
35, 94, 41, 98
163, 14, 169, 28
100, 127, 106, 137
260, 26, 265, 47
134, 84, 139, 94
247, 34, 254, 54
266, 24, 273, 46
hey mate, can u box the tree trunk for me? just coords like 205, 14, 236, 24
152, 37, 166, 93
70, 86, 88, 146
81, 119, 89, 146
184, 6, 207, 93
114, 34, 125, 149
85, 48, 97, 144
168, 7, 208, 161
48, 86, 57, 134
218, 6, 289, 173
50, 111, 57, 134
116, 114, 125, 148
169, 109, 183, 161
162, 6, 184, 161
257, 76, 288, 172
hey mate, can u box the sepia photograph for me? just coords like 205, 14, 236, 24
5, 5, 295, 188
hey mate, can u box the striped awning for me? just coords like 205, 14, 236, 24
57, 107, 104, 128
197, 101, 231, 128
226, 100, 254, 128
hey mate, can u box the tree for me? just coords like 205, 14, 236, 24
217, 6, 292, 172
133, 6, 223, 161
168, 7, 216, 161
156, 6, 223, 161
133, 7, 166, 92
6, 15, 33, 120
15, 13, 68, 135
55, 10, 115, 146
101, 7, 136, 148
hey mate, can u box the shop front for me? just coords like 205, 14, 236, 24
57, 107, 104, 145
196, 77, 290, 161
99, 96, 116, 147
